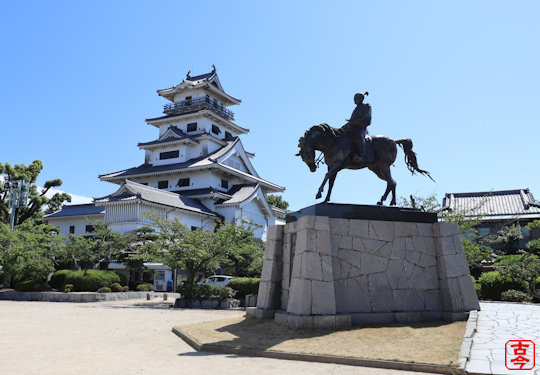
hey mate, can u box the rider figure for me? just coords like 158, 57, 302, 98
344, 92, 371, 163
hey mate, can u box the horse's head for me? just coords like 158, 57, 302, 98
296, 129, 318, 172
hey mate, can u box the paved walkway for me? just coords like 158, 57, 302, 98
0, 299, 439, 375
466, 302, 540, 375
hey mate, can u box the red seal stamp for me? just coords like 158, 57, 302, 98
505, 340, 535, 370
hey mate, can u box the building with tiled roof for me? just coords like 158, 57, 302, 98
46, 67, 285, 242
442, 188, 540, 248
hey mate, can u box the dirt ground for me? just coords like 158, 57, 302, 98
0, 299, 442, 375
177, 317, 466, 366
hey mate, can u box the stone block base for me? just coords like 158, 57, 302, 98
254, 205, 479, 332
246, 307, 276, 319
274, 312, 351, 330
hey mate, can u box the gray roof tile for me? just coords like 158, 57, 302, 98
44, 204, 105, 219
443, 188, 540, 219
95, 180, 217, 217
218, 183, 259, 205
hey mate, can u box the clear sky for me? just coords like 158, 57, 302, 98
1, 1, 539, 211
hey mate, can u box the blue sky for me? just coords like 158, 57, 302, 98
1, 1, 539, 211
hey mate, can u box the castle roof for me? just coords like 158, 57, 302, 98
94, 180, 217, 218
442, 188, 540, 221
156, 68, 241, 105
100, 138, 284, 193
44, 203, 105, 219
138, 126, 201, 149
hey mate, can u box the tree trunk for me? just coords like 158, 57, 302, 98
234, 260, 240, 277
186, 268, 195, 284
2, 272, 11, 288
529, 280, 540, 300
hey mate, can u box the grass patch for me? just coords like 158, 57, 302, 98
175, 317, 466, 366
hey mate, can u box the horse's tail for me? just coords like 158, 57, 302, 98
395, 139, 435, 182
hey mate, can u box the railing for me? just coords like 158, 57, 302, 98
163, 97, 234, 120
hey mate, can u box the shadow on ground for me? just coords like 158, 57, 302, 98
193, 316, 459, 353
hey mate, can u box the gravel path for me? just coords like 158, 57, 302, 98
0, 299, 439, 375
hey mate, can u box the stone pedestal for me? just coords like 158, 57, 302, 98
248, 203, 480, 329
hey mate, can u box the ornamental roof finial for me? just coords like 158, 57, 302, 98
211, 64, 216, 72
186, 70, 191, 79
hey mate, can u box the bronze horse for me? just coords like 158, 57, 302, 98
296, 124, 433, 205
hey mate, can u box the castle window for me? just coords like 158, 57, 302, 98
177, 178, 190, 187
69, 226, 75, 234
158, 180, 168, 189
85, 225, 95, 233
191, 226, 199, 231
221, 179, 229, 189
185, 96, 192, 104
212, 124, 221, 135
159, 150, 179, 160
187, 123, 197, 132
225, 131, 232, 139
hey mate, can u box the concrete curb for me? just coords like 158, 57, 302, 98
172, 327, 464, 375
0, 290, 178, 302
458, 309, 478, 372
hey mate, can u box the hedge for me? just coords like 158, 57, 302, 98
227, 277, 260, 297
14, 280, 48, 292
49, 270, 125, 292
177, 283, 236, 300
136, 283, 154, 291
477, 271, 526, 300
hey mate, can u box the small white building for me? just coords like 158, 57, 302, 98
45, 68, 285, 288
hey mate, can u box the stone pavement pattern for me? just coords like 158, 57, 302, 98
0, 299, 440, 375
467, 302, 540, 375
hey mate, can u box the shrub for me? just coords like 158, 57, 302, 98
49, 270, 123, 292
227, 277, 260, 297
110, 283, 123, 292
115, 273, 128, 287
478, 271, 526, 300
97, 287, 111, 293
501, 289, 533, 302
177, 283, 235, 300
49, 269, 72, 290
130, 280, 150, 291
494, 254, 523, 266
136, 283, 154, 292
64, 283, 74, 293
122, 286, 129, 292
213, 286, 235, 300
14, 280, 48, 292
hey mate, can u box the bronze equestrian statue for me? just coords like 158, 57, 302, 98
296, 93, 433, 206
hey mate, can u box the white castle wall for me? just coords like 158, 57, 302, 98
46, 216, 104, 237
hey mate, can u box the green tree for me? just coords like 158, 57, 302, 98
143, 214, 224, 284
0, 220, 65, 287
499, 253, 540, 300
0, 161, 71, 225
526, 220, 540, 255
90, 221, 128, 270
214, 219, 263, 277
266, 194, 289, 210
123, 226, 158, 283
492, 224, 523, 253
59, 234, 94, 270
398, 194, 441, 212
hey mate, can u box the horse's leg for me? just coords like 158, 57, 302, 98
316, 161, 344, 200
372, 163, 396, 206
324, 173, 337, 203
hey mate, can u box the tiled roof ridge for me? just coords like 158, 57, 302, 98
445, 188, 531, 197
